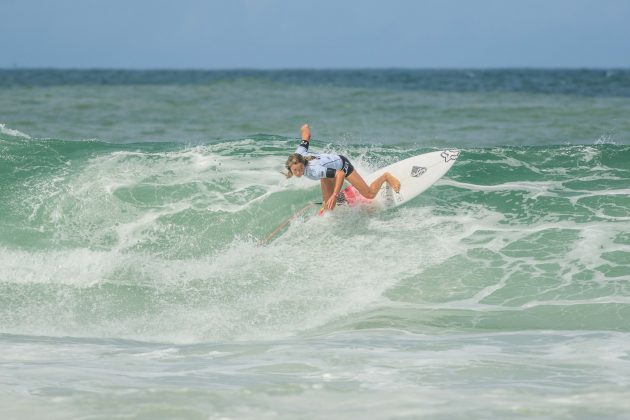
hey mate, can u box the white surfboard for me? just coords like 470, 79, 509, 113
338, 149, 460, 209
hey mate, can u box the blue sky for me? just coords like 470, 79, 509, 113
2, 0, 629, 69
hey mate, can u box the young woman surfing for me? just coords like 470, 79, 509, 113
284, 124, 400, 211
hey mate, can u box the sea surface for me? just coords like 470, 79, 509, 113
1, 69, 630, 419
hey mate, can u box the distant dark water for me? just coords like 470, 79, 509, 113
2, 69, 629, 145
2, 68, 630, 97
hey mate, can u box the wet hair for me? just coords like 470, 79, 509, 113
284, 153, 316, 178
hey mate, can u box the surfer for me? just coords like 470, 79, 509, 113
285, 124, 400, 210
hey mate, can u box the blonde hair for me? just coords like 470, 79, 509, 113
284, 153, 316, 178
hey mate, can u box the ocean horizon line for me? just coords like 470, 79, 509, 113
2, 66, 629, 72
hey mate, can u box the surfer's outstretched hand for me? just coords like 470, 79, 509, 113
325, 194, 337, 210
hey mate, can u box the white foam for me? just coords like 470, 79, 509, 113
0, 123, 31, 139
90, 145, 296, 214
441, 179, 564, 199
569, 188, 630, 205
594, 134, 617, 145
0, 199, 469, 343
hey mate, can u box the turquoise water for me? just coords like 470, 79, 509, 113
1, 70, 630, 419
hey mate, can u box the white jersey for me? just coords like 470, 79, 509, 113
295, 141, 344, 180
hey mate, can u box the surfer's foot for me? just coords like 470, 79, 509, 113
301, 124, 311, 141
386, 173, 401, 193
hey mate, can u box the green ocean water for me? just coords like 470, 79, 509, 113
1, 70, 630, 419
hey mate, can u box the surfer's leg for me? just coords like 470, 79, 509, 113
346, 171, 400, 198
370, 173, 400, 195
385, 173, 401, 192
320, 178, 335, 202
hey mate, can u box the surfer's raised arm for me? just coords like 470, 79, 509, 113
294, 124, 311, 156
300, 124, 311, 143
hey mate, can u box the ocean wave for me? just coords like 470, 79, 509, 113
1, 139, 629, 342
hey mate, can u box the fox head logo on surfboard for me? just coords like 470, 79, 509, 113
441, 149, 460, 162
